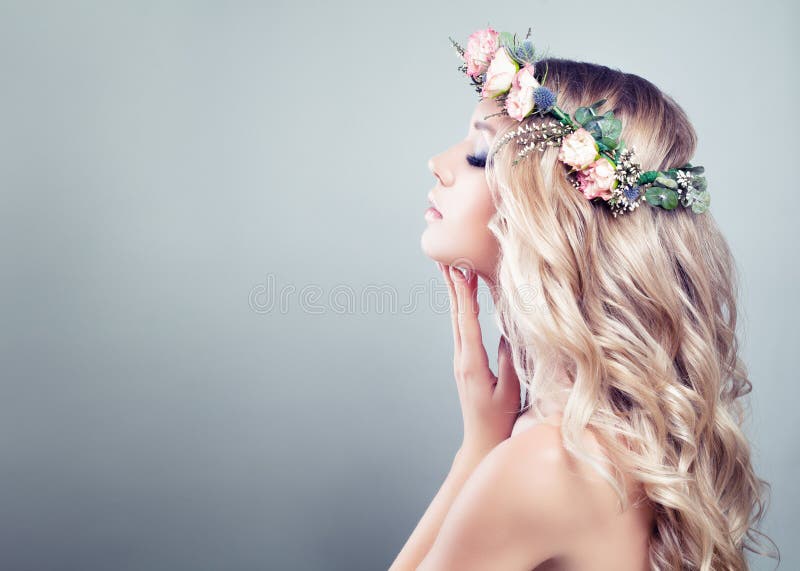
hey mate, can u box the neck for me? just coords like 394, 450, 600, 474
481, 272, 501, 307
479, 271, 572, 420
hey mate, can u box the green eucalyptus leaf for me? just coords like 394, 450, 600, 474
574, 107, 594, 125
499, 32, 515, 48
693, 176, 708, 191
601, 136, 618, 149
645, 186, 665, 206
655, 176, 678, 189
601, 118, 622, 140
688, 165, 705, 175
662, 189, 679, 210
590, 99, 607, 110
586, 121, 603, 141
692, 190, 710, 213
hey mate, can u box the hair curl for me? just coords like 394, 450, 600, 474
484, 58, 779, 570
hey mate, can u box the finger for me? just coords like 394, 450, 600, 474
450, 266, 490, 376
496, 336, 521, 404
439, 263, 461, 354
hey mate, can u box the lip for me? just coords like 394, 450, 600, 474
427, 191, 443, 217
425, 206, 443, 221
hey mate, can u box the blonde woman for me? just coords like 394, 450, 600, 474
390, 30, 778, 571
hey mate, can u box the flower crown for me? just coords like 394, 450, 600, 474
449, 27, 710, 217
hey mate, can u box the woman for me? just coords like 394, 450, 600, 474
390, 28, 778, 571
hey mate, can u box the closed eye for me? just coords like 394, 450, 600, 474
466, 152, 487, 168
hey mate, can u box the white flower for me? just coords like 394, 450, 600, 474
481, 47, 519, 99
558, 128, 598, 170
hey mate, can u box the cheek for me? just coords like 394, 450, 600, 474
454, 181, 495, 227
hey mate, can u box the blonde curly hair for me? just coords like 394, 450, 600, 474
484, 58, 779, 570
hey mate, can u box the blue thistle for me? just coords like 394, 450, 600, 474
511, 39, 536, 65
623, 185, 641, 201
533, 86, 556, 112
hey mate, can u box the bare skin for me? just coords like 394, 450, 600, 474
390, 97, 654, 570
510, 413, 655, 571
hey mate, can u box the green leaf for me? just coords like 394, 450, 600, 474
662, 189, 679, 210
691, 190, 710, 213
693, 176, 708, 191
655, 176, 678, 189
585, 121, 603, 141
638, 171, 659, 185
498, 32, 515, 48
600, 136, 618, 149
599, 118, 622, 140
645, 186, 665, 206
574, 107, 594, 125
688, 165, 705, 175
596, 141, 609, 152
590, 99, 607, 111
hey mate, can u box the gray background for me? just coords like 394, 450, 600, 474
0, 1, 796, 569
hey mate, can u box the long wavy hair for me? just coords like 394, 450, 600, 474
483, 58, 779, 570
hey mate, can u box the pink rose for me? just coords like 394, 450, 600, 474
576, 158, 617, 200
481, 47, 519, 99
505, 65, 539, 121
558, 127, 598, 170
515, 64, 539, 90
464, 28, 499, 78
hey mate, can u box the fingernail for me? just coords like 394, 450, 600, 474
465, 269, 474, 282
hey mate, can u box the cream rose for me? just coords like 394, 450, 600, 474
558, 128, 598, 170
481, 47, 518, 99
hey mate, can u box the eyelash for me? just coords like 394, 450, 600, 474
466, 152, 487, 168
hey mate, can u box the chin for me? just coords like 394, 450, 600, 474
419, 228, 453, 264
420, 225, 496, 272
420, 228, 438, 261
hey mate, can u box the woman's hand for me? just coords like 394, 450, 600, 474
438, 263, 522, 465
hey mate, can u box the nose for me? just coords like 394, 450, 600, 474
428, 155, 453, 187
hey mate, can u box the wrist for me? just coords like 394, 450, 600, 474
453, 444, 491, 473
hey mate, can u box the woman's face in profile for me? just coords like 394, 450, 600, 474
421, 98, 509, 279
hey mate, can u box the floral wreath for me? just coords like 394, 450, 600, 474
449, 26, 710, 217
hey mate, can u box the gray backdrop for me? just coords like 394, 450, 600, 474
1, 1, 796, 569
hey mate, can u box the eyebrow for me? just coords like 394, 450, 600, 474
473, 120, 496, 135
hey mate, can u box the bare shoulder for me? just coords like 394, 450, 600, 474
416, 416, 636, 570
500, 414, 633, 533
